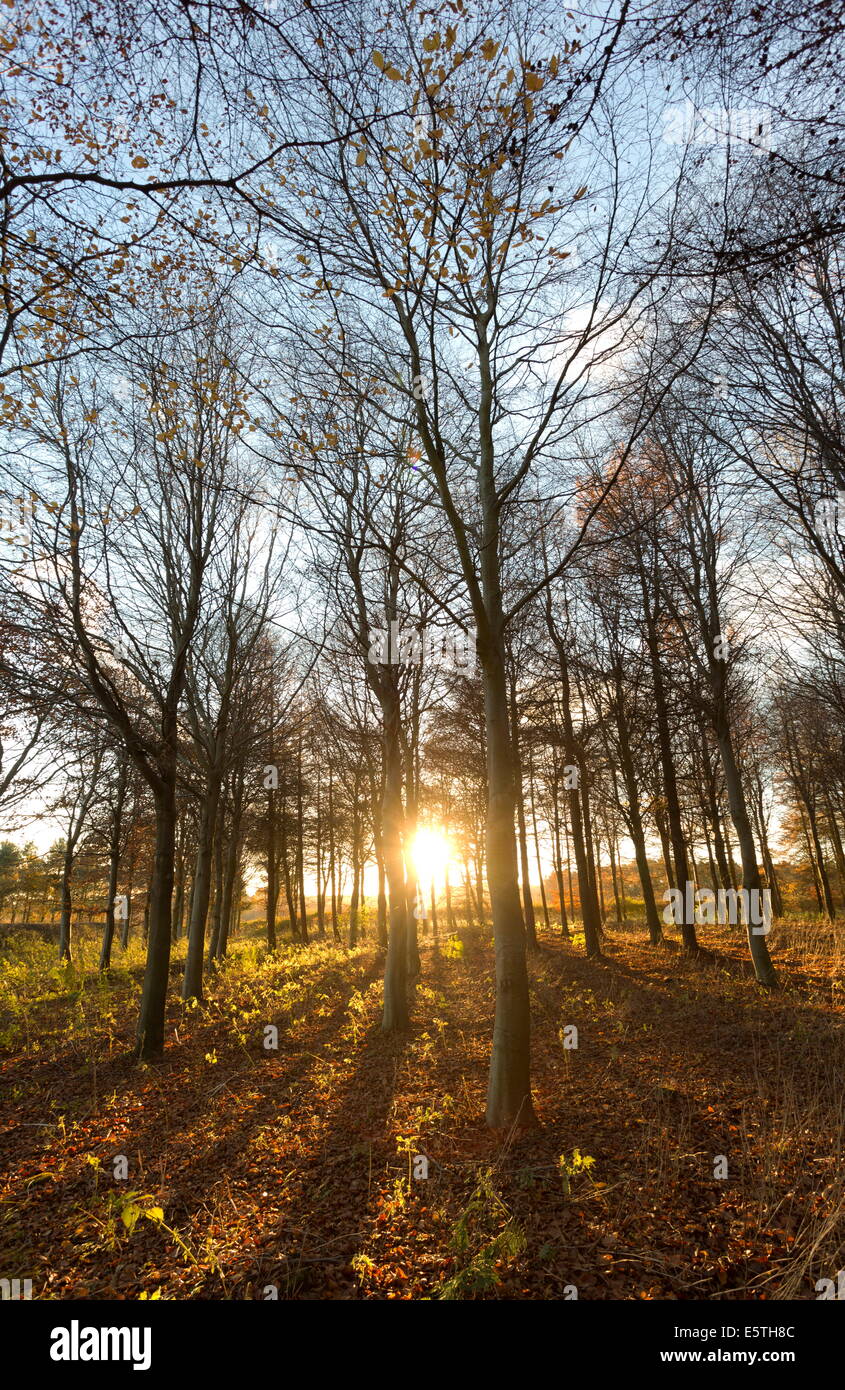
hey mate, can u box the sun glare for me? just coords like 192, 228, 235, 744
411, 828, 451, 885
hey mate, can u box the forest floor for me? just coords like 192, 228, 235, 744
2, 917, 845, 1300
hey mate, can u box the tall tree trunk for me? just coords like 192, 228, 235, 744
315, 766, 326, 937
806, 796, 836, 919
550, 772, 570, 939
267, 782, 278, 953
654, 807, 675, 892
480, 634, 534, 1127
280, 792, 297, 940
183, 784, 220, 1000
714, 711, 778, 987
381, 684, 409, 1032
614, 696, 663, 944
376, 851, 388, 948
218, 817, 240, 959
135, 785, 177, 1060
58, 842, 74, 963
752, 773, 784, 918
799, 805, 825, 912
705, 758, 735, 890
549, 638, 602, 955
296, 737, 309, 944
121, 868, 134, 950
609, 832, 622, 924
349, 854, 360, 947
823, 791, 845, 910
642, 583, 698, 951
529, 756, 551, 934
208, 819, 225, 963
445, 864, 456, 933
100, 761, 128, 970
509, 676, 537, 949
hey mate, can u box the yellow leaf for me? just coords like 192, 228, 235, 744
131, 156, 149, 170
573, 185, 587, 200
525, 72, 544, 92
481, 39, 499, 62
356, 148, 367, 166
372, 50, 386, 70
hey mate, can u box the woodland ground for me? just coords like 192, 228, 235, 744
2, 917, 844, 1300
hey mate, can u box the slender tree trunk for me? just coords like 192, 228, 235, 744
328, 770, 340, 942
509, 676, 537, 949
445, 864, 456, 933
382, 684, 409, 1032
480, 635, 534, 1128
296, 738, 309, 943
183, 785, 220, 1000
121, 866, 134, 950
642, 587, 698, 951
280, 792, 297, 940
550, 771, 570, 938
376, 850, 388, 948
654, 808, 675, 893
799, 805, 825, 912
806, 796, 836, 918
529, 766, 551, 935
58, 843, 74, 963
609, 833, 622, 924
752, 775, 784, 918
713, 711, 778, 987
100, 764, 127, 970
349, 854, 360, 947
614, 697, 663, 944
218, 819, 240, 959
135, 784, 177, 1060
823, 791, 845, 910
208, 820, 225, 963
267, 782, 278, 953
315, 767, 326, 938
548, 636, 602, 955
407, 886, 421, 975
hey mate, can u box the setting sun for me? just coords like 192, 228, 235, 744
410, 827, 452, 885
